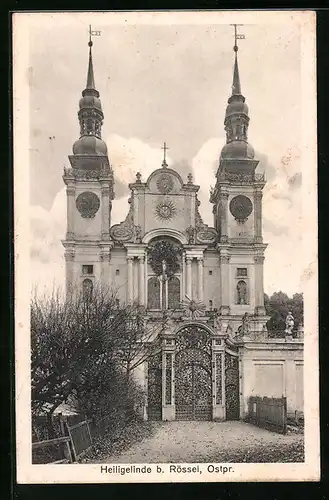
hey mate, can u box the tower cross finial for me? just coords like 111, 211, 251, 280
161, 141, 169, 167
230, 23, 245, 52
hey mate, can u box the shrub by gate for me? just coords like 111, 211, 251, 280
247, 396, 287, 434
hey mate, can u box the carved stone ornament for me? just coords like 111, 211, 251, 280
218, 171, 265, 184
76, 191, 100, 218
110, 203, 134, 242
186, 225, 195, 244
154, 199, 177, 221
229, 195, 253, 222
196, 228, 218, 244
156, 173, 174, 194
64, 165, 113, 181
195, 203, 218, 245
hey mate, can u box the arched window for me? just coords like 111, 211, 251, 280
83, 278, 93, 300
168, 276, 180, 310
236, 280, 248, 305
148, 277, 160, 310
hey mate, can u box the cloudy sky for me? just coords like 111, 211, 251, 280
27, 12, 305, 296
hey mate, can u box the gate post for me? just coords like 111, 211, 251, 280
212, 345, 225, 421
162, 347, 175, 421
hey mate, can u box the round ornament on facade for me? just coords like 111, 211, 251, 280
229, 195, 253, 221
76, 191, 100, 218
156, 173, 174, 194
154, 200, 177, 221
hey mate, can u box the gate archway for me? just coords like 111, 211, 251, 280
175, 324, 212, 421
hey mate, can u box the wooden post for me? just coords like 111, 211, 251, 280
85, 415, 93, 447
65, 421, 76, 462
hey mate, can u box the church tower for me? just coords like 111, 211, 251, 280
62, 35, 114, 296
210, 34, 267, 321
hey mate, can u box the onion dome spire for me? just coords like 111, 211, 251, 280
220, 26, 255, 162
86, 39, 96, 90
72, 29, 108, 157
232, 48, 241, 95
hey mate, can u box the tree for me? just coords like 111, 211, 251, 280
31, 283, 170, 429
31, 285, 121, 430
264, 291, 303, 334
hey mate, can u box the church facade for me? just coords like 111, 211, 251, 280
62, 38, 304, 422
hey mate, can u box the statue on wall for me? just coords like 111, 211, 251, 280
285, 311, 295, 335
237, 280, 247, 305
134, 224, 142, 243
214, 312, 223, 333
186, 225, 195, 244
161, 259, 168, 281
241, 312, 250, 335
226, 321, 233, 336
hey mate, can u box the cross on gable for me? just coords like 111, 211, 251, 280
161, 141, 169, 167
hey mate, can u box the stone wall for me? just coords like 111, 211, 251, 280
240, 340, 304, 419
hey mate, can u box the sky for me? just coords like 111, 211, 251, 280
27, 13, 304, 297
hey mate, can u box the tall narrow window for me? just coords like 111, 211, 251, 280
168, 276, 180, 310
148, 277, 160, 309
83, 278, 93, 300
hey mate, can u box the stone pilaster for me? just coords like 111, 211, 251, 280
197, 257, 204, 302
220, 191, 229, 243
219, 254, 230, 314
139, 256, 145, 306
100, 249, 111, 290
66, 185, 76, 239
101, 184, 110, 240
64, 248, 75, 296
254, 191, 263, 243
127, 257, 133, 304
254, 255, 265, 315
186, 256, 192, 299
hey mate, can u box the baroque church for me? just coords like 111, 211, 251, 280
62, 35, 304, 422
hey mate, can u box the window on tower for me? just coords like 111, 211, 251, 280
82, 265, 94, 275
82, 278, 93, 301
237, 268, 247, 277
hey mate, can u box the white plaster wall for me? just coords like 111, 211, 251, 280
203, 252, 221, 309
110, 249, 128, 303
295, 362, 304, 411
227, 188, 255, 240
144, 194, 189, 234
229, 254, 256, 314
71, 247, 101, 287
74, 185, 102, 238
191, 260, 198, 300
241, 345, 304, 417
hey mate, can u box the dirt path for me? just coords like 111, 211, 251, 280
100, 421, 303, 463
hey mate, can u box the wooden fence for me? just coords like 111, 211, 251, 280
32, 415, 93, 464
246, 396, 287, 434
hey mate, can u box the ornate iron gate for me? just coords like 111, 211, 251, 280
225, 351, 240, 420
175, 325, 212, 421
147, 353, 162, 420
